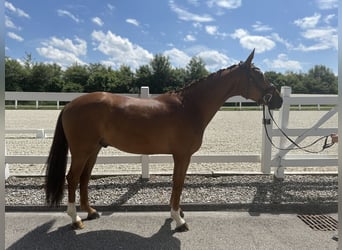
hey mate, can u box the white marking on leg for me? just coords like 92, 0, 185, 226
171, 208, 186, 227
67, 202, 81, 223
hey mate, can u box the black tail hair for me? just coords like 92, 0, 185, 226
45, 110, 68, 207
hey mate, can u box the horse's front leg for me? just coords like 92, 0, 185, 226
170, 154, 191, 232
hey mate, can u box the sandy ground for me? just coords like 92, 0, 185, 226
5, 109, 338, 175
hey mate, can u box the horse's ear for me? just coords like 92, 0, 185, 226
244, 49, 255, 67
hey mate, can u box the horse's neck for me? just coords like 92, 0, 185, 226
181, 67, 245, 128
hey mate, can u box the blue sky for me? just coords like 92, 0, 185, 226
5, 0, 338, 74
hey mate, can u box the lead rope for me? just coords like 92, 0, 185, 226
262, 105, 335, 153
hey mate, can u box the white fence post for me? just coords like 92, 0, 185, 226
141, 155, 150, 179
36, 129, 46, 139
5, 147, 9, 180
140, 86, 150, 179
274, 86, 291, 179
261, 106, 273, 174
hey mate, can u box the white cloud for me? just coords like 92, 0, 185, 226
231, 28, 248, 39
107, 4, 115, 10
57, 9, 81, 23
196, 50, 233, 71
36, 36, 87, 67
205, 25, 228, 38
293, 12, 337, 52
5, 1, 30, 18
231, 29, 275, 53
184, 34, 196, 42
205, 25, 218, 35
263, 54, 302, 71
252, 21, 272, 32
92, 17, 104, 27
37, 47, 86, 67
323, 14, 335, 24
294, 13, 321, 29
164, 48, 191, 68
169, 0, 214, 22
126, 18, 140, 27
295, 27, 337, 51
193, 22, 202, 29
44, 37, 87, 56
5, 15, 20, 30
271, 33, 293, 49
7, 32, 23, 42
316, 0, 338, 9
91, 30, 153, 69
207, 0, 242, 9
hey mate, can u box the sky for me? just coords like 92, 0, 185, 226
5, 0, 338, 74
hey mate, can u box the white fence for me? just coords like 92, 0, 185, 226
5, 86, 338, 179
5, 89, 255, 110
262, 86, 338, 178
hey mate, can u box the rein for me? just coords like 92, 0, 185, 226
262, 105, 335, 153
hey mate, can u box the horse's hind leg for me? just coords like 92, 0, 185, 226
80, 148, 101, 220
66, 156, 86, 229
170, 154, 191, 232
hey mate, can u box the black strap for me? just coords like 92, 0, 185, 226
262, 105, 335, 154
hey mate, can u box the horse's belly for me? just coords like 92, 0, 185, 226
106, 130, 172, 154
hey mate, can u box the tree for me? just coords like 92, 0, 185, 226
305, 65, 337, 94
149, 54, 172, 93
85, 63, 113, 92
265, 71, 306, 93
284, 72, 306, 93
186, 57, 209, 83
134, 65, 152, 93
5, 57, 27, 91
264, 71, 284, 90
62, 63, 89, 92
4, 54, 338, 95
27, 63, 63, 92
112, 65, 134, 93
62, 82, 84, 92
168, 68, 187, 91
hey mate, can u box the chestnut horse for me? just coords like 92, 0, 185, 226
45, 50, 282, 231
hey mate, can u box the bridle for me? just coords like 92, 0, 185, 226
240, 62, 276, 106
240, 63, 335, 153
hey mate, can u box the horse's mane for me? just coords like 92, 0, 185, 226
171, 63, 239, 95
166, 62, 263, 98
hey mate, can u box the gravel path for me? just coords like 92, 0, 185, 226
5, 174, 337, 212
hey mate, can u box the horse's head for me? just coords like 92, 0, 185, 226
239, 49, 283, 110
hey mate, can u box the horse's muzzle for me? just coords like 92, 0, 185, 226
261, 86, 283, 110
267, 92, 283, 110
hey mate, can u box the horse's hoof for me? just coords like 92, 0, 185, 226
87, 211, 100, 220
71, 220, 85, 230
175, 223, 189, 232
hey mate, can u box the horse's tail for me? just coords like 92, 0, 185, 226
45, 110, 68, 207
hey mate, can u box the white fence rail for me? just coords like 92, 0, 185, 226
5, 90, 254, 110
5, 87, 338, 179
